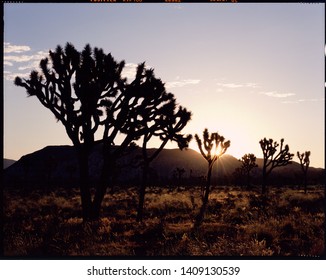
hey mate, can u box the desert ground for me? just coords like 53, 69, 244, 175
3, 184, 324, 257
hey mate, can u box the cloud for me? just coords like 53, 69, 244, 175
165, 79, 201, 89
281, 100, 299, 104
3, 42, 49, 81
4, 55, 35, 63
245, 82, 259, 88
120, 68, 201, 89
4, 50, 49, 64
261, 91, 296, 98
298, 98, 321, 102
18, 60, 41, 71
217, 83, 243, 88
121, 63, 138, 81
216, 82, 259, 89
121, 63, 158, 82
282, 98, 324, 104
4, 71, 30, 81
4, 42, 31, 53
4, 61, 13, 67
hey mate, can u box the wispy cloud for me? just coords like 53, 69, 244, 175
4, 55, 35, 63
4, 61, 13, 67
3, 42, 49, 81
165, 78, 201, 89
4, 71, 30, 81
216, 79, 298, 103
4, 51, 48, 64
282, 98, 324, 104
216, 82, 259, 89
4, 42, 31, 53
261, 91, 296, 98
121, 63, 158, 82
18, 60, 42, 71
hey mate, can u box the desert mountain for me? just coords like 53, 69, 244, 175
3, 144, 324, 188
3, 159, 16, 169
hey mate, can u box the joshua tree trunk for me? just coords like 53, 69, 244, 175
91, 150, 116, 220
77, 148, 92, 221
194, 162, 212, 229
137, 161, 149, 222
262, 165, 267, 194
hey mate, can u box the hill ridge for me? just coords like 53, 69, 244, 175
3, 144, 324, 188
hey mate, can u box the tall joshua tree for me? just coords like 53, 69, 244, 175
297, 151, 310, 194
15, 43, 123, 220
193, 129, 230, 229
15, 42, 191, 221
239, 153, 258, 188
259, 138, 294, 194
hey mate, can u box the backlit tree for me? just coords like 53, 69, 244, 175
193, 128, 230, 229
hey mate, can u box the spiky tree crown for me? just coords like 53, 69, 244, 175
14, 42, 192, 152
259, 137, 294, 174
195, 128, 230, 165
297, 151, 311, 172
239, 153, 258, 173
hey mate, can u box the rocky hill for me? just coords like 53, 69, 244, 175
3, 144, 324, 189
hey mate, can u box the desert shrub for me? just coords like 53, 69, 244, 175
289, 196, 324, 214
146, 192, 193, 216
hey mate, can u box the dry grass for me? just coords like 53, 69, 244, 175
3, 185, 324, 257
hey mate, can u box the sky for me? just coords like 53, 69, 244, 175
3, 3, 325, 168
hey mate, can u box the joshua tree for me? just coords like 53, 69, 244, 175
15, 42, 191, 221
173, 167, 186, 182
259, 138, 294, 194
297, 151, 310, 193
238, 153, 258, 188
135, 89, 192, 221
193, 128, 230, 229
15, 43, 117, 220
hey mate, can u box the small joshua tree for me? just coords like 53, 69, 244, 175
297, 151, 310, 194
173, 167, 186, 182
259, 138, 294, 194
193, 128, 230, 229
239, 153, 258, 188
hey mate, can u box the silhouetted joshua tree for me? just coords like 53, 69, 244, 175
173, 167, 186, 182
193, 129, 230, 229
297, 151, 310, 194
132, 79, 192, 221
15, 43, 115, 220
15, 42, 191, 221
259, 138, 294, 194
238, 153, 258, 188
